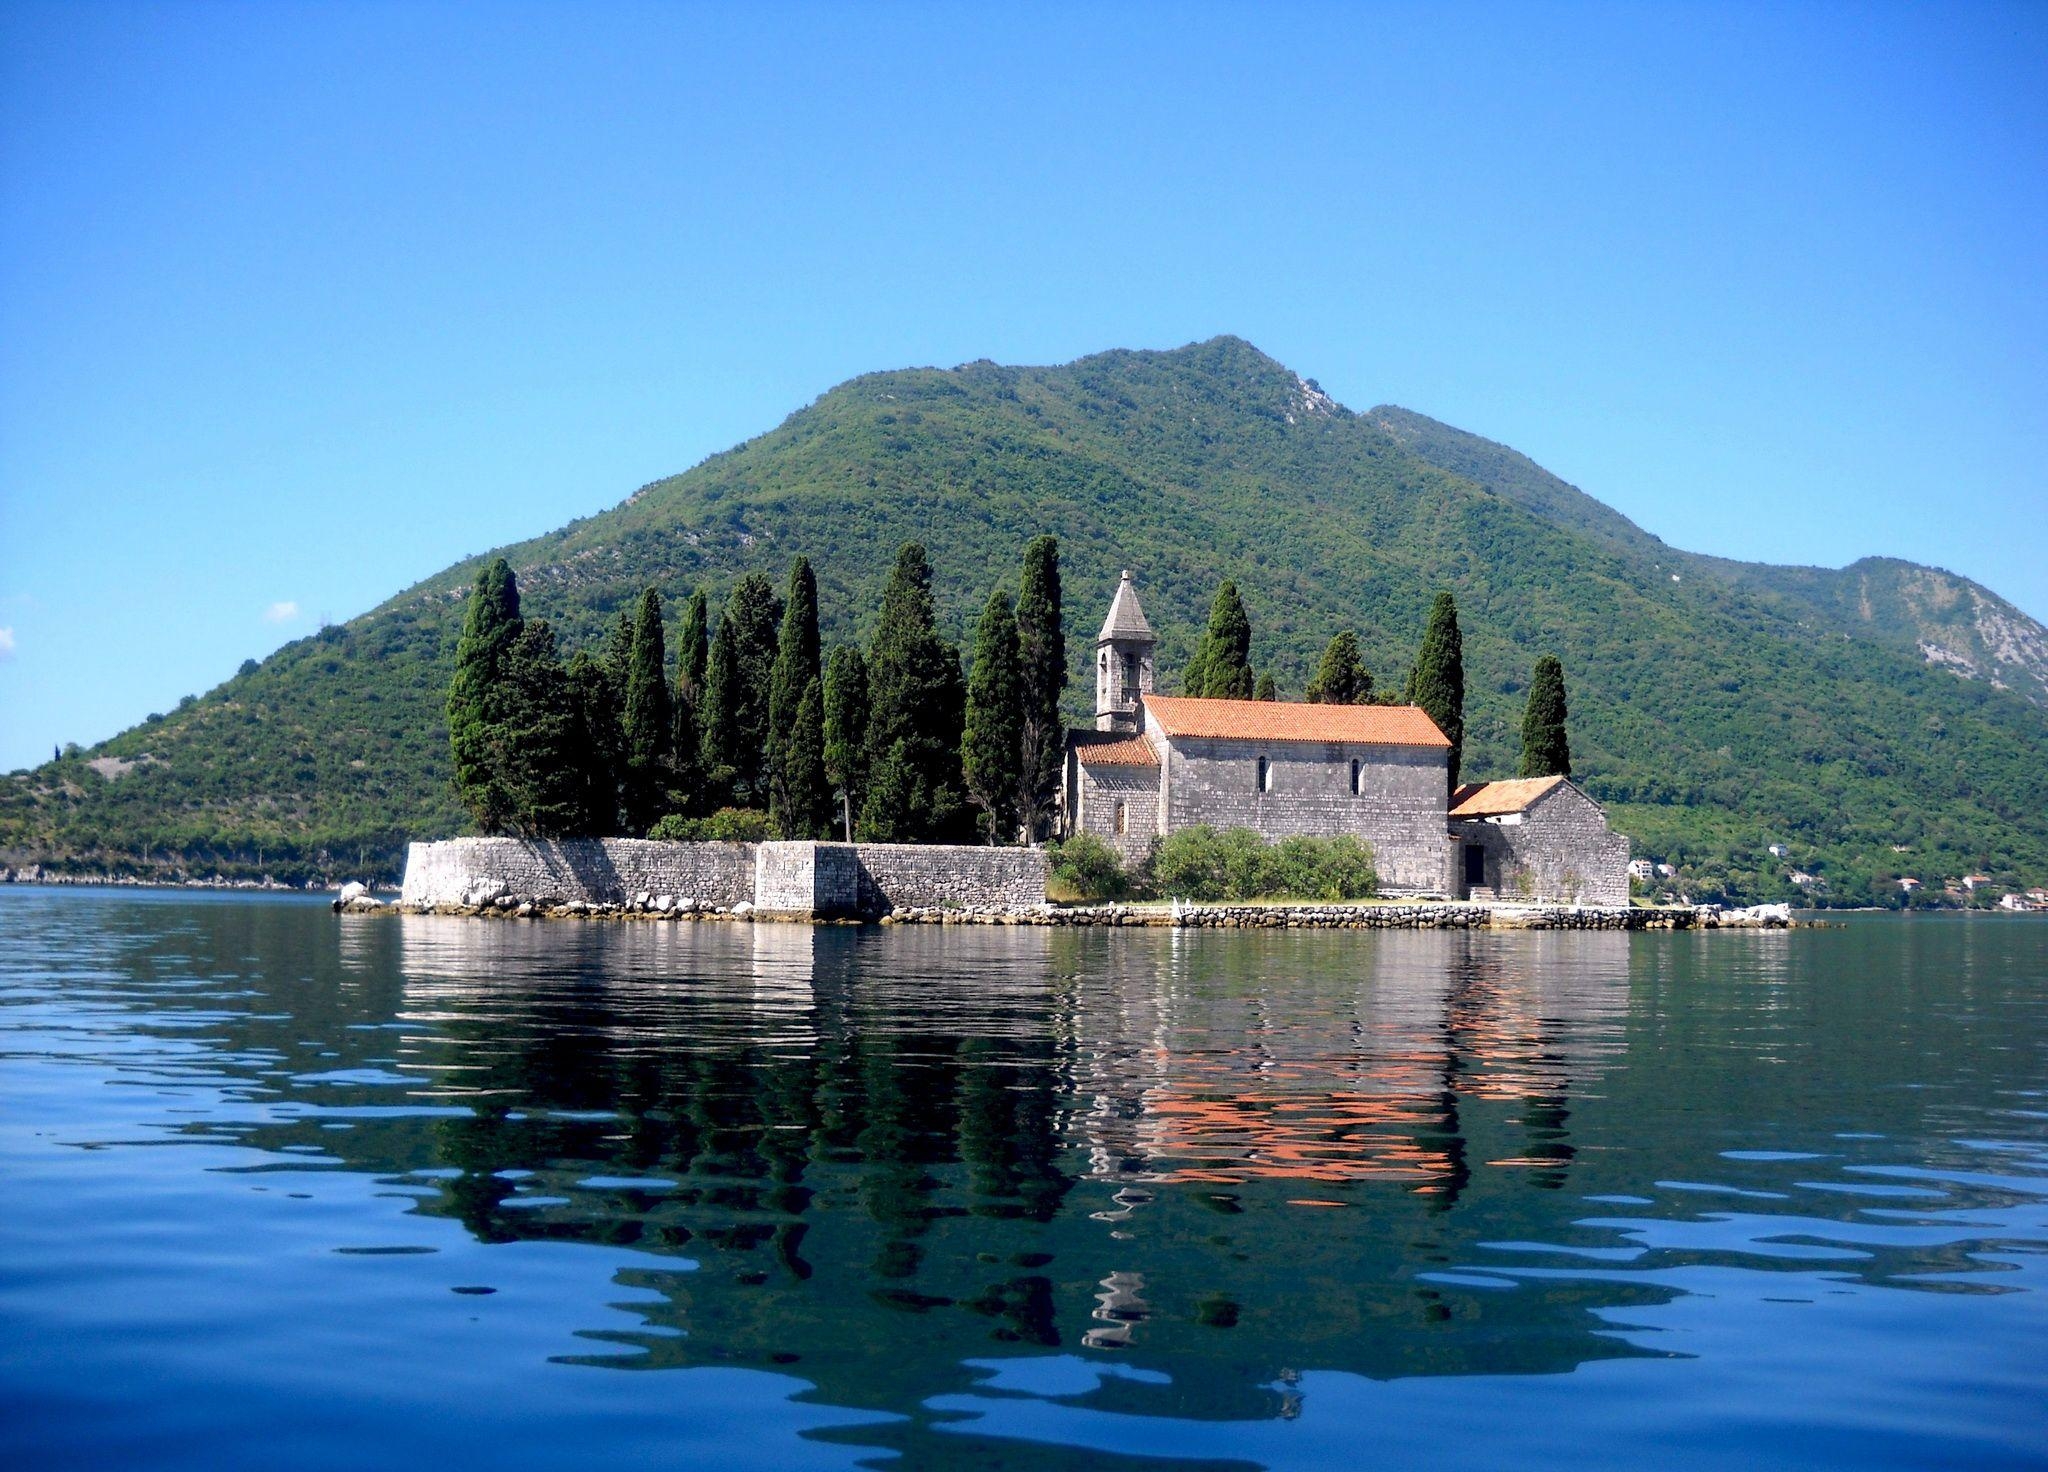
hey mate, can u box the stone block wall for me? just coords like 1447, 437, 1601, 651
854, 844, 1049, 914
401, 837, 1048, 916
1073, 763, 1162, 868
1159, 736, 1451, 894
399, 837, 757, 908
1451, 784, 1629, 905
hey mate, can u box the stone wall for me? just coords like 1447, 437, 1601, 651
1451, 784, 1630, 905
854, 844, 1048, 914
1073, 762, 1161, 867
401, 837, 1047, 916
1158, 734, 1452, 894
399, 837, 757, 909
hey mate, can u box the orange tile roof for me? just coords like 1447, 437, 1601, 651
1448, 775, 1567, 818
1142, 694, 1451, 748
1072, 732, 1159, 766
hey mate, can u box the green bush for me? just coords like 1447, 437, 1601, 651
1146, 825, 1376, 901
1047, 832, 1131, 901
647, 807, 772, 842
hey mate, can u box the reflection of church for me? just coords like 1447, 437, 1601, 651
1063, 572, 1632, 903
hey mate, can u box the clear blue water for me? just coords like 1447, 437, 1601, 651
2, 889, 2044, 1470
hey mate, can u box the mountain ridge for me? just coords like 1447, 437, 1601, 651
5, 335, 2044, 902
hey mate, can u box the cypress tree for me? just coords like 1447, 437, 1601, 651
448, 558, 524, 834
1014, 535, 1067, 841
1305, 630, 1372, 704
676, 589, 709, 707
669, 680, 704, 818
823, 644, 869, 843
859, 739, 920, 844
699, 610, 742, 805
1407, 591, 1466, 789
1254, 672, 1278, 701
863, 543, 965, 840
1518, 654, 1572, 779
564, 650, 624, 835
779, 677, 834, 840
622, 587, 672, 833
962, 586, 1025, 843
1183, 580, 1254, 698
766, 557, 822, 829
497, 619, 582, 838
605, 607, 635, 702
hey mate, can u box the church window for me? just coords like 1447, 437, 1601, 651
1350, 759, 1363, 795
1123, 653, 1139, 695
1256, 756, 1271, 793
1114, 802, 1128, 835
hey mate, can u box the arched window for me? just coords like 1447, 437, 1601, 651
1256, 756, 1270, 793
1114, 802, 1128, 835
1350, 758, 1363, 796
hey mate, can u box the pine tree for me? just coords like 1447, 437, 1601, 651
1407, 591, 1466, 789
1015, 535, 1067, 841
447, 558, 524, 833
1518, 654, 1572, 779
1182, 579, 1254, 698
779, 678, 834, 839
962, 585, 1024, 842
863, 543, 965, 840
1254, 672, 1278, 701
675, 590, 709, 707
564, 650, 624, 835
1305, 630, 1372, 704
622, 587, 672, 833
823, 644, 869, 842
497, 619, 583, 838
766, 558, 822, 829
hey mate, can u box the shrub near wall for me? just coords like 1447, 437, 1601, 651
1147, 826, 1377, 902
1047, 832, 1133, 902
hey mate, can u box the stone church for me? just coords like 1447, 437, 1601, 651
1061, 572, 1630, 904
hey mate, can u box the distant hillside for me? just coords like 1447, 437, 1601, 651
5, 336, 2046, 902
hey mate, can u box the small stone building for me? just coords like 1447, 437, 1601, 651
1061, 573, 1633, 904
1448, 776, 1630, 906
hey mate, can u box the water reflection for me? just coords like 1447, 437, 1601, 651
3, 893, 2045, 1471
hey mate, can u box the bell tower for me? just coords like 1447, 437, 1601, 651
1095, 570, 1157, 732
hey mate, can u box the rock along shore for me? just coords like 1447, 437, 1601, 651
350, 891, 1802, 930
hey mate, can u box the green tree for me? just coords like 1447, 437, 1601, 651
1254, 672, 1278, 701
675, 589, 709, 707
1182, 579, 1254, 698
767, 557, 822, 830
447, 558, 524, 834
564, 649, 624, 835
622, 587, 672, 832
1305, 630, 1371, 704
778, 677, 834, 840
823, 644, 869, 842
605, 607, 635, 701
862, 543, 964, 841
1406, 590, 1466, 789
1015, 535, 1067, 841
1518, 654, 1572, 778
962, 586, 1024, 842
496, 619, 583, 838
698, 574, 780, 807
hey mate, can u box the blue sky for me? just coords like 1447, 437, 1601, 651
2, 1, 2043, 773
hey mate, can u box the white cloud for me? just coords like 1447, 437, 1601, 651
0, 626, 14, 658
262, 601, 301, 625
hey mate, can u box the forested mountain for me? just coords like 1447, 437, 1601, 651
6, 336, 2046, 902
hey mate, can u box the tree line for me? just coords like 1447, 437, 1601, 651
1178, 580, 1572, 790
446, 537, 1069, 844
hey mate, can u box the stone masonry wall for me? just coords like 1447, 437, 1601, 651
1451, 784, 1629, 906
399, 837, 759, 909
854, 844, 1048, 914
1159, 735, 1451, 895
1074, 763, 1162, 868
401, 837, 1046, 915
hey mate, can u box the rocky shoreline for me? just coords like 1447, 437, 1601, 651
340, 884, 1802, 930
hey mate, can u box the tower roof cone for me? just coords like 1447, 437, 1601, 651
1097, 570, 1156, 645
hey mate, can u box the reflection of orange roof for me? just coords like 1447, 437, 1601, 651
1449, 776, 1566, 818
1143, 695, 1450, 747
1073, 733, 1159, 767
